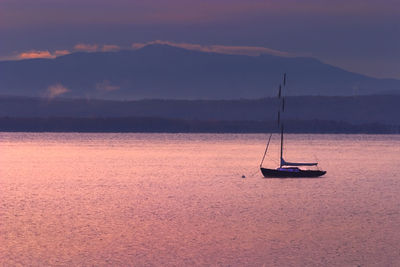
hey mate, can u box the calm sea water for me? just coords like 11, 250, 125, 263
1, 133, 400, 266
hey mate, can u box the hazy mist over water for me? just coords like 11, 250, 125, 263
1, 133, 400, 266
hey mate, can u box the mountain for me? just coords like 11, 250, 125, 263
1, 44, 399, 99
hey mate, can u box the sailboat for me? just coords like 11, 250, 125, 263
260, 74, 326, 178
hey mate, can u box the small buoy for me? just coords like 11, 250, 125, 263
242, 175, 246, 178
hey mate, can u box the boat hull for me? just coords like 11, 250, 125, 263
260, 167, 326, 178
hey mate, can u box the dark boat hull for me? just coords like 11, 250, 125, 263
261, 167, 326, 178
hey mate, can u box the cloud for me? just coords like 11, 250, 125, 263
74, 43, 98, 52
96, 80, 120, 91
17, 45, 113, 59
132, 43, 147, 50
102, 44, 121, 52
72, 43, 121, 53
46, 84, 69, 98
54, 50, 71, 56
17, 49, 71, 59
131, 40, 291, 57
18, 50, 53, 59
16, 41, 289, 62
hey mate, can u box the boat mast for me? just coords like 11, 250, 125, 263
280, 125, 284, 168
279, 73, 286, 168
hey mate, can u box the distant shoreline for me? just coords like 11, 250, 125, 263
1, 95, 400, 128
0, 117, 398, 134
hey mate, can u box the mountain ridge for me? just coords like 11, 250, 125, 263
1, 44, 399, 99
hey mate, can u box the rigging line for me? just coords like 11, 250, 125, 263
283, 73, 287, 87
278, 84, 282, 98
246, 168, 261, 178
241, 165, 263, 178
312, 151, 320, 170
259, 133, 273, 168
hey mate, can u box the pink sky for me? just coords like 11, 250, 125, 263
1, 0, 397, 28
0, 0, 399, 78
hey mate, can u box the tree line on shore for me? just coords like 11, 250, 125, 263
0, 117, 397, 134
